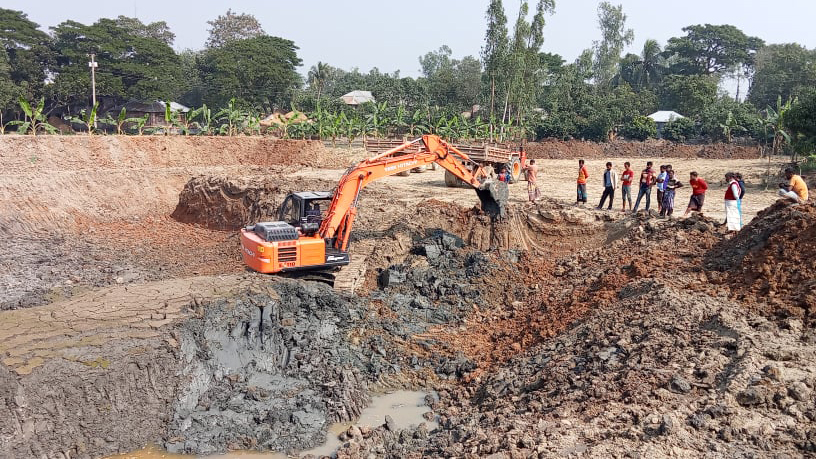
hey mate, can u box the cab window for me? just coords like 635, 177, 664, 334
279, 196, 300, 225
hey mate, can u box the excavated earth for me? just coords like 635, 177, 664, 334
0, 136, 813, 459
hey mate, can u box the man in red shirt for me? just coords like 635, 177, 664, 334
683, 171, 708, 217
620, 161, 634, 212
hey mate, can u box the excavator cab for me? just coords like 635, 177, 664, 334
278, 191, 333, 235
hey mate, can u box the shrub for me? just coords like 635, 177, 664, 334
662, 117, 697, 142
619, 115, 657, 141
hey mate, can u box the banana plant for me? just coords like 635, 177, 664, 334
114, 107, 128, 134
470, 115, 488, 140
326, 112, 342, 146
189, 104, 212, 135
215, 98, 245, 136
364, 101, 390, 138
125, 114, 150, 135
392, 103, 409, 137
761, 96, 794, 157
409, 108, 430, 136
11, 97, 57, 135
343, 112, 363, 147
245, 112, 262, 135
69, 102, 99, 136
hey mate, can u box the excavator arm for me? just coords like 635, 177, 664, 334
320, 134, 507, 252
239, 134, 507, 275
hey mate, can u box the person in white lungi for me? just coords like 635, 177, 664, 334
724, 172, 742, 232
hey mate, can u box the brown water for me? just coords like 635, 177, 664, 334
108, 390, 435, 459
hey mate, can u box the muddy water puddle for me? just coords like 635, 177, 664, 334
109, 390, 435, 459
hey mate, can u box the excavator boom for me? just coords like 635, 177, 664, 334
240, 134, 508, 274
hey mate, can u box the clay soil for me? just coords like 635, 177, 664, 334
0, 136, 814, 459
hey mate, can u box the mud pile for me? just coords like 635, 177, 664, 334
333, 211, 816, 458
165, 281, 370, 455
705, 201, 816, 318
171, 171, 336, 230
526, 138, 760, 160
338, 283, 816, 458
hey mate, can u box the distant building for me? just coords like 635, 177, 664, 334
112, 100, 190, 131
648, 111, 685, 138
340, 90, 375, 105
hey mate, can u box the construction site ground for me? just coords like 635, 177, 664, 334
1, 136, 814, 458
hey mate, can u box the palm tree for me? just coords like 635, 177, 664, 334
636, 39, 665, 90
615, 40, 667, 91
308, 62, 334, 103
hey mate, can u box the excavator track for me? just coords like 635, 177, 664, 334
279, 270, 337, 287
332, 240, 376, 294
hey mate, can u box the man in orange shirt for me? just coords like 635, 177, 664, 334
576, 159, 589, 205
778, 167, 809, 203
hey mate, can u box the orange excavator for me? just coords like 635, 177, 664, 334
239, 134, 508, 274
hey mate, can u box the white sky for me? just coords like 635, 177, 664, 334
4, 0, 814, 78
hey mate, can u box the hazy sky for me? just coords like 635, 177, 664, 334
4, 0, 815, 78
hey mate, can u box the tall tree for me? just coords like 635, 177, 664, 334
199, 35, 302, 110
664, 24, 764, 77
658, 74, 718, 115
419, 46, 481, 111
592, 2, 634, 87
205, 9, 265, 48
481, 0, 509, 121
50, 18, 182, 109
505, 0, 555, 125
0, 8, 52, 101
114, 16, 175, 46
748, 43, 816, 111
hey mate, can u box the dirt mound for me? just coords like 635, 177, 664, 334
340, 282, 816, 458
705, 201, 816, 318
526, 139, 760, 160
171, 172, 336, 230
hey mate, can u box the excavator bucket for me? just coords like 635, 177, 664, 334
476, 180, 509, 220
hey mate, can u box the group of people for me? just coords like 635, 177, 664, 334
521, 159, 809, 234
574, 160, 716, 220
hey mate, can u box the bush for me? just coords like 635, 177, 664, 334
619, 115, 657, 141
662, 117, 697, 142
533, 113, 577, 140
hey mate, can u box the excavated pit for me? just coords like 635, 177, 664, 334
2, 138, 815, 458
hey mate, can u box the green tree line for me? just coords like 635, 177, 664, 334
0, 3, 814, 156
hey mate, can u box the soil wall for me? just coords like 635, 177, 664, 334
525, 138, 761, 160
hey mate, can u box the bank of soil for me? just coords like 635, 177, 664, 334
526, 138, 761, 160
1, 136, 813, 458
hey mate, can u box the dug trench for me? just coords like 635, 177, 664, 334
2, 166, 816, 457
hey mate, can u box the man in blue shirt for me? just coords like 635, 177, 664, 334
655, 165, 668, 214
596, 162, 618, 210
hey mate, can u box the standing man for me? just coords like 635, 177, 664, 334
632, 161, 655, 213
778, 167, 809, 204
576, 159, 589, 205
523, 159, 540, 202
724, 172, 742, 232
620, 161, 634, 212
597, 162, 618, 210
683, 171, 708, 217
735, 172, 746, 226
655, 165, 668, 214
660, 169, 682, 217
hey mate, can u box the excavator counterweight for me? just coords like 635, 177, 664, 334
240, 135, 508, 274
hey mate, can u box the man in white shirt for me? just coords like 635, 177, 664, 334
596, 162, 619, 210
